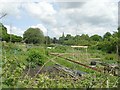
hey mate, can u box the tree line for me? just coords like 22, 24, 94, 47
0, 23, 22, 42
0, 23, 120, 55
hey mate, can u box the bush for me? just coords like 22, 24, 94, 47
2, 42, 22, 54
26, 48, 45, 68
55, 46, 67, 53
104, 54, 116, 61
49, 45, 68, 53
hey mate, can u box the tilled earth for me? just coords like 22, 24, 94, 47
24, 64, 86, 79
24, 64, 70, 78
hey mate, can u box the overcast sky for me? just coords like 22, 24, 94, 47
0, 0, 119, 38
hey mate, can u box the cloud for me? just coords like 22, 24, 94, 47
5, 25, 24, 37
1, 0, 118, 38
58, 2, 85, 9
54, 0, 119, 2
53, 0, 118, 37
24, 0, 118, 37
24, 2, 57, 25
0, 0, 23, 18
31, 24, 47, 36
5, 23, 48, 37
59, 1, 117, 25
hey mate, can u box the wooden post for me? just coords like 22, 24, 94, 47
116, 45, 119, 61
86, 48, 88, 60
107, 77, 109, 88
117, 44, 120, 87
10, 24, 12, 43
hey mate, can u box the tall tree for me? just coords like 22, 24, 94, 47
52, 37, 58, 44
80, 34, 89, 40
65, 34, 72, 41
0, 23, 10, 42
10, 34, 22, 43
23, 28, 44, 44
44, 36, 52, 45
103, 32, 112, 41
118, 27, 120, 56
90, 34, 102, 41
59, 32, 65, 44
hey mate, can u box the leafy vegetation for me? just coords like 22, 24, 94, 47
26, 48, 46, 68
23, 27, 44, 44
1, 23, 119, 55
0, 23, 22, 43
1, 23, 119, 88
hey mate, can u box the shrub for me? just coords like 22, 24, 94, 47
54, 46, 67, 53
104, 54, 116, 61
26, 48, 45, 68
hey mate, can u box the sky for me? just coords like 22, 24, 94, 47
0, 0, 119, 38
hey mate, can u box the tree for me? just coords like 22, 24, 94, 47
10, 34, 22, 43
59, 32, 65, 44
23, 28, 44, 44
52, 37, 58, 44
0, 23, 23, 43
90, 34, 102, 41
118, 27, 120, 56
103, 32, 112, 41
80, 34, 89, 40
97, 31, 118, 53
65, 34, 72, 40
73, 35, 81, 45
44, 36, 52, 45
0, 23, 10, 42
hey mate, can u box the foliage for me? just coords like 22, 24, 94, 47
26, 48, 46, 68
1, 22, 119, 88
50, 45, 68, 53
103, 32, 112, 41
104, 54, 117, 61
0, 23, 10, 42
90, 34, 102, 41
0, 23, 22, 42
52, 37, 58, 44
55, 31, 119, 54
23, 27, 44, 44
2, 42, 119, 88
59, 33, 65, 44
44, 36, 52, 44
10, 34, 22, 43
118, 27, 120, 56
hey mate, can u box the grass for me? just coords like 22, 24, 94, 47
1, 42, 119, 88
48, 54, 98, 74
2, 42, 118, 70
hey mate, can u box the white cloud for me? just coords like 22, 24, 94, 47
31, 24, 47, 36
5, 24, 48, 37
76, 23, 115, 36
5, 25, 24, 37
53, 0, 118, 37
0, 0, 23, 18
55, 0, 119, 2
0, 0, 118, 37
24, 2, 57, 25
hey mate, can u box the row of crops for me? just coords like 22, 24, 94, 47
1, 42, 119, 88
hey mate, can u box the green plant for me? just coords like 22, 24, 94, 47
104, 54, 116, 60
26, 48, 46, 68
2, 42, 119, 88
